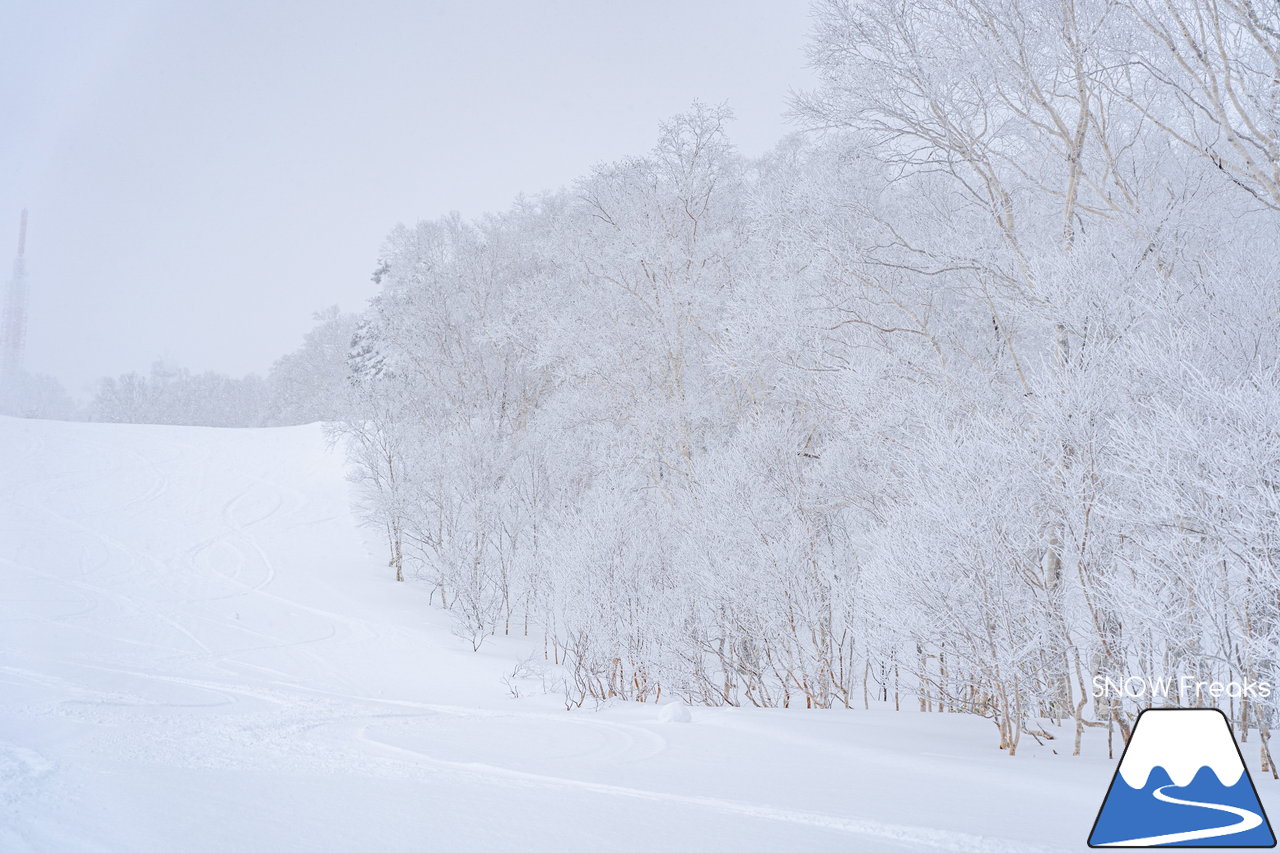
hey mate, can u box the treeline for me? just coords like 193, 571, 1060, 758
90, 363, 270, 427
0, 307, 358, 426
90, 307, 358, 426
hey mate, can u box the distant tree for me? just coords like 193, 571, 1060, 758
266, 306, 361, 425
90, 370, 153, 423
89, 361, 268, 427
0, 370, 79, 420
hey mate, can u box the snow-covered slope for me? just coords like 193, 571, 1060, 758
0, 416, 1269, 852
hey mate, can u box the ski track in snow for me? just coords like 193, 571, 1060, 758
355, 725, 1057, 853
0, 418, 1086, 852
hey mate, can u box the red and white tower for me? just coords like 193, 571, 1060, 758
1, 209, 28, 381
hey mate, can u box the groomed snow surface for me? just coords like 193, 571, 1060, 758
2, 417, 1272, 852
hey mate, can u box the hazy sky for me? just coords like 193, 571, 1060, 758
1, 1, 816, 395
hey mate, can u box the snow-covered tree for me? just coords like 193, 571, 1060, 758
266, 306, 361, 425
338, 4, 1280, 758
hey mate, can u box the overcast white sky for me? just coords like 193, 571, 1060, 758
1, 1, 816, 394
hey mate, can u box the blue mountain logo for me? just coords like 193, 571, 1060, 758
1089, 708, 1276, 847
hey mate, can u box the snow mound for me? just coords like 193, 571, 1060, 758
658, 700, 692, 723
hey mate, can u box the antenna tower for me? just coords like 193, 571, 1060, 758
1, 209, 28, 381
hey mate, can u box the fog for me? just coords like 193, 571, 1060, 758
7, 2, 1280, 849
1, 0, 813, 394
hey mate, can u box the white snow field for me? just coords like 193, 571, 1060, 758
2, 416, 1273, 852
